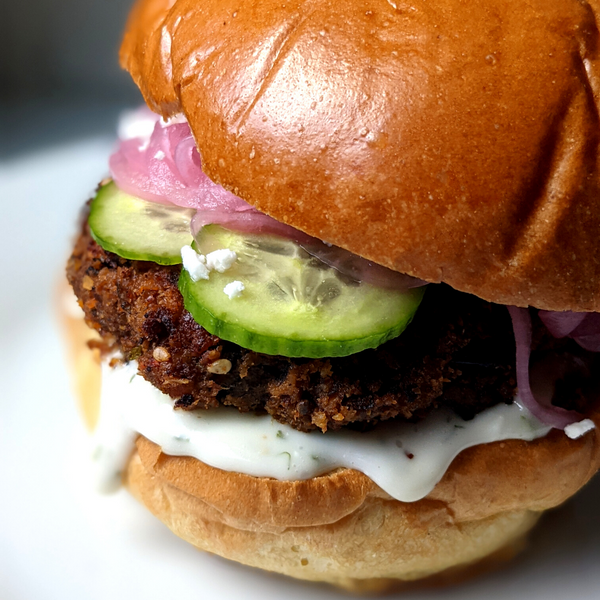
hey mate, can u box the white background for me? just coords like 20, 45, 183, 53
1, 136, 599, 599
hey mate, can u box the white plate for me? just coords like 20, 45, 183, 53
1, 138, 599, 600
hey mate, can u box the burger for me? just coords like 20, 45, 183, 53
64, 0, 600, 591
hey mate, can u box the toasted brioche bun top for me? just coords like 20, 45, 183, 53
120, 0, 600, 311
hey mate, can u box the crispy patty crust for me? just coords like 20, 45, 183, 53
67, 223, 599, 432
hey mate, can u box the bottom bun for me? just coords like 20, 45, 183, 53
127, 439, 540, 591
62, 289, 600, 590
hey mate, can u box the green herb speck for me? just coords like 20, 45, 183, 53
279, 452, 292, 470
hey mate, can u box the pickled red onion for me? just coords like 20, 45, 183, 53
110, 114, 426, 290
508, 307, 583, 429
190, 210, 314, 245
539, 311, 600, 352
110, 120, 246, 211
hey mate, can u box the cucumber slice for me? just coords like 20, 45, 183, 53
89, 182, 194, 265
179, 225, 425, 358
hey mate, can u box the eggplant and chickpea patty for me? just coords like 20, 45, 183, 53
67, 222, 600, 433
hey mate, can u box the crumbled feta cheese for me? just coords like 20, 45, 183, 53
564, 419, 596, 440
224, 281, 245, 299
181, 245, 238, 282
206, 249, 237, 273
154, 150, 165, 160
181, 245, 209, 282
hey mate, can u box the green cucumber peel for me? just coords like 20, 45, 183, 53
178, 226, 425, 358
88, 182, 194, 265
179, 269, 424, 357
86, 183, 425, 358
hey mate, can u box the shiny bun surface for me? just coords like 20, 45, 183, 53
121, 0, 600, 311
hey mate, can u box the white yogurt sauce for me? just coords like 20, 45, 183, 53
92, 360, 552, 500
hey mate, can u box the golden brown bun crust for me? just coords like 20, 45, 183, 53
120, 0, 600, 311
64, 306, 600, 587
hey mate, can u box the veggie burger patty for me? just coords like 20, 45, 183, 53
67, 219, 598, 433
